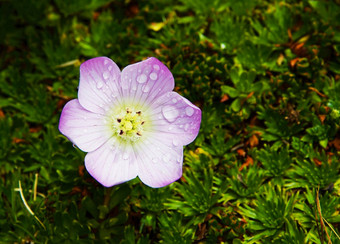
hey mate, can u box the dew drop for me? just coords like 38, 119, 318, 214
122, 80, 129, 89
168, 125, 173, 131
179, 124, 183, 128
111, 93, 117, 98
132, 82, 137, 91
83, 116, 87, 120
143, 85, 150, 93
162, 105, 179, 123
123, 152, 129, 160
185, 107, 194, 116
172, 98, 177, 103
152, 157, 158, 164
97, 81, 103, 89
103, 71, 109, 80
137, 74, 147, 83
104, 59, 109, 65
144, 68, 151, 74
150, 72, 158, 80
153, 64, 160, 70
83, 129, 88, 133
163, 153, 171, 163
184, 123, 189, 131
172, 139, 179, 146
108, 65, 113, 71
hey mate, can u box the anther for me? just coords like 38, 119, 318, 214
126, 108, 132, 113
136, 111, 142, 116
141, 121, 145, 125
137, 131, 142, 136
117, 118, 122, 123
119, 130, 124, 135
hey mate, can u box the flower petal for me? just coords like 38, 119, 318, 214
135, 134, 183, 188
85, 138, 138, 187
147, 92, 201, 146
78, 57, 122, 114
120, 57, 174, 108
59, 99, 111, 152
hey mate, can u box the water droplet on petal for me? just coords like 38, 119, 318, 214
168, 125, 173, 131
104, 60, 109, 65
184, 123, 189, 131
152, 157, 158, 164
83, 116, 87, 120
83, 129, 88, 133
137, 74, 147, 83
123, 152, 129, 160
132, 82, 137, 91
163, 153, 171, 163
162, 105, 179, 123
150, 72, 158, 80
172, 139, 179, 146
143, 85, 150, 93
97, 82, 103, 89
153, 64, 160, 70
108, 65, 112, 71
172, 98, 177, 103
122, 81, 129, 89
179, 124, 183, 128
185, 107, 194, 116
103, 71, 109, 80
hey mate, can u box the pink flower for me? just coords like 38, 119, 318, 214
59, 57, 201, 188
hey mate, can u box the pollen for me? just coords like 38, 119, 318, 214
111, 107, 146, 143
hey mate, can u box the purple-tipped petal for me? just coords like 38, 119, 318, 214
85, 138, 138, 187
78, 57, 122, 114
147, 92, 201, 146
120, 57, 174, 108
59, 99, 111, 152
135, 135, 183, 188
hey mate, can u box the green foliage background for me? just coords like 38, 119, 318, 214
1, 0, 340, 243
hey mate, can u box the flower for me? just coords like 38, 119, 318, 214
59, 57, 201, 188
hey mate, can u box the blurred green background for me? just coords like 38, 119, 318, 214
1, 0, 340, 243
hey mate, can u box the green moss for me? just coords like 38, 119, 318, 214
0, 0, 339, 242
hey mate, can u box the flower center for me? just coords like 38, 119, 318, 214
112, 108, 145, 143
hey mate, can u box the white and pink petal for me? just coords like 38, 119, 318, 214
59, 99, 112, 152
147, 92, 201, 146
85, 138, 138, 187
78, 57, 123, 115
135, 135, 183, 188
120, 57, 175, 108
